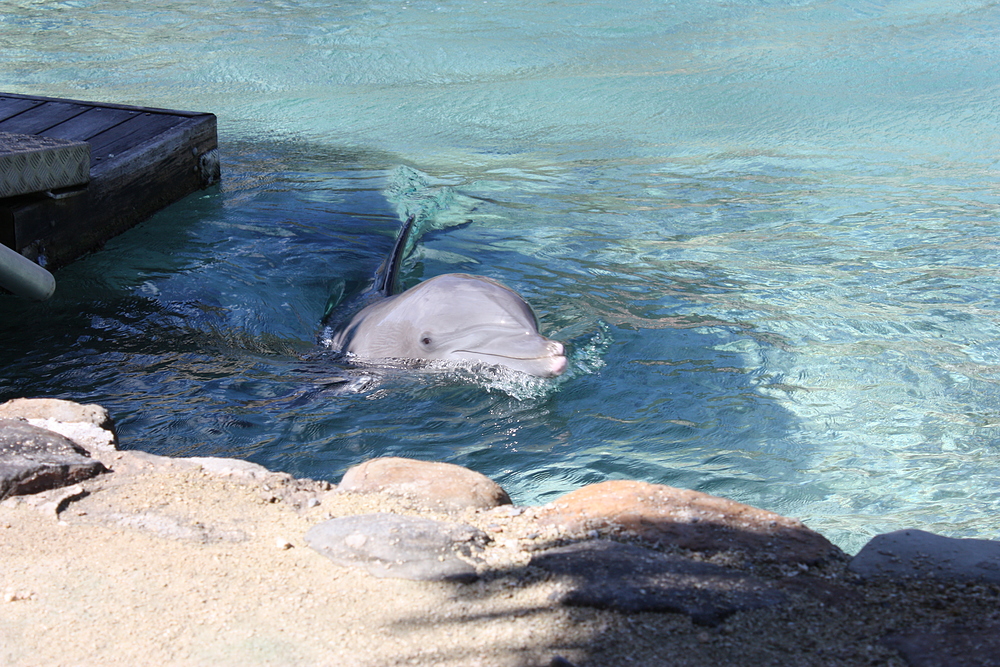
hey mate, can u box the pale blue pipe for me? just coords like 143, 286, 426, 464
0, 243, 55, 301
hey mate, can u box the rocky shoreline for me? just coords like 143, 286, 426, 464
2, 397, 999, 666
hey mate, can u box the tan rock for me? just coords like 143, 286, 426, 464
338, 457, 512, 511
535, 480, 841, 565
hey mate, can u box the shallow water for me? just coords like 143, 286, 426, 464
2, 0, 999, 553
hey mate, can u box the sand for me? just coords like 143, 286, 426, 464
2, 447, 999, 667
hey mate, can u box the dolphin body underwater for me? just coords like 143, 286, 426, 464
323, 215, 568, 378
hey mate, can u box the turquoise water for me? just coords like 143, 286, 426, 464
2, 0, 999, 553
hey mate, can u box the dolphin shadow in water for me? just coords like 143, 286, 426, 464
320, 215, 568, 379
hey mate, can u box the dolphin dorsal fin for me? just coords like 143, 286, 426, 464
374, 214, 418, 296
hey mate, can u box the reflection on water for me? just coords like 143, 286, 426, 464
2, 0, 1000, 553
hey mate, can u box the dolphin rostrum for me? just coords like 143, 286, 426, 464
325, 216, 567, 378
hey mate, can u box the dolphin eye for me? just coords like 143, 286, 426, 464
420, 334, 433, 346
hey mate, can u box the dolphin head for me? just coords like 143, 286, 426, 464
332, 273, 567, 378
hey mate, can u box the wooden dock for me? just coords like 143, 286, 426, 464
0, 93, 219, 280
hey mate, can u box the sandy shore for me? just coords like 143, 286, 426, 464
2, 439, 999, 667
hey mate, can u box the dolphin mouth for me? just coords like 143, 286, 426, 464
455, 340, 568, 378
458, 352, 568, 378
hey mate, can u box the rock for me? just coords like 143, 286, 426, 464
182, 456, 274, 482
103, 511, 249, 543
337, 457, 512, 511
0, 398, 115, 431
36, 484, 90, 519
774, 574, 862, 608
531, 539, 786, 626
25, 419, 117, 454
0, 420, 109, 501
0, 398, 117, 453
535, 480, 840, 565
849, 529, 1000, 584
305, 512, 489, 582
880, 621, 1000, 667
3, 482, 91, 519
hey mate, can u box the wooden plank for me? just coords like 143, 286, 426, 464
42, 107, 140, 143
0, 207, 13, 250
0, 97, 43, 123
0, 92, 210, 119
87, 112, 186, 165
0, 101, 89, 135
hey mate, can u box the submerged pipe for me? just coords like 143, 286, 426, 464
0, 243, 55, 301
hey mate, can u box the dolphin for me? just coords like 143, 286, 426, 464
324, 216, 567, 378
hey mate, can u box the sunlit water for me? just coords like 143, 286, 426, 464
2, 0, 999, 553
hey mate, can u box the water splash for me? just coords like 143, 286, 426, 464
428, 322, 610, 400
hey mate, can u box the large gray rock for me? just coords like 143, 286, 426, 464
531, 539, 786, 626
305, 512, 489, 583
849, 529, 1000, 584
0, 420, 109, 500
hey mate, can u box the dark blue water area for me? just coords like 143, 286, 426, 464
0, 143, 809, 528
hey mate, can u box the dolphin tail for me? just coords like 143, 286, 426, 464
374, 213, 418, 297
